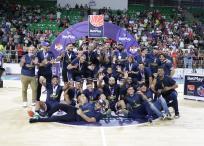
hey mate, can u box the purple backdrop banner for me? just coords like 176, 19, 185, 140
50, 21, 138, 57
50, 21, 139, 76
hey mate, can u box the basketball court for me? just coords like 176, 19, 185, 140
0, 79, 204, 146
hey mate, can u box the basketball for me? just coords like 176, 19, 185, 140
27, 110, 34, 117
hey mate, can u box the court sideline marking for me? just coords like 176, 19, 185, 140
100, 127, 107, 146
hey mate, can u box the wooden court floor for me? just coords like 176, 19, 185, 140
0, 80, 204, 146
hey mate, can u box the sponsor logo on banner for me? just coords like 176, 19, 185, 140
118, 33, 131, 42
184, 75, 204, 99
187, 76, 204, 82
88, 15, 104, 38
62, 31, 76, 39
55, 43, 63, 51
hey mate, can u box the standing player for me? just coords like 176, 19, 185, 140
36, 42, 55, 101
152, 67, 180, 118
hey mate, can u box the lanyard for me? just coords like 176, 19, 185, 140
79, 62, 82, 70
53, 85, 58, 96
43, 52, 48, 59
110, 87, 114, 95
142, 56, 145, 62
67, 52, 72, 59
140, 70, 145, 78
129, 63, 133, 71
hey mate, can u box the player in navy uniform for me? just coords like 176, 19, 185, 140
83, 81, 101, 102
152, 67, 180, 118
57, 44, 77, 83
67, 54, 88, 81
98, 75, 120, 112
33, 75, 66, 115
124, 55, 139, 80
136, 63, 152, 87
146, 47, 159, 74
36, 42, 55, 101
158, 54, 175, 77
29, 94, 106, 123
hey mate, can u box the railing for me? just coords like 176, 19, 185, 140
2, 50, 204, 69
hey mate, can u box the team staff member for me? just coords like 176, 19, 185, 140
20, 46, 38, 107
36, 42, 55, 101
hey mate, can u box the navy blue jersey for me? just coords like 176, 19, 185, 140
146, 53, 159, 73
37, 51, 54, 74
83, 88, 101, 101
158, 60, 173, 76
103, 84, 120, 101
124, 62, 138, 72
21, 54, 35, 77
62, 51, 77, 69
156, 76, 176, 96
125, 93, 144, 108
114, 50, 128, 60
45, 83, 63, 103
135, 55, 148, 65
80, 103, 103, 122
136, 67, 152, 85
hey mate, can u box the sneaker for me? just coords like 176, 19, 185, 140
22, 102, 28, 107
29, 118, 38, 123
148, 117, 153, 123
38, 111, 48, 117
161, 114, 167, 120
174, 113, 180, 119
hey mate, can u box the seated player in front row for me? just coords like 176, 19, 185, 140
33, 75, 69, 116
29, 94, 107, 123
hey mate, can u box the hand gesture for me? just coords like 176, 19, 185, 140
98, 73, 105, 81
61, 52, 65, 57
42, 59, 48, 65
124, 71, 129, 79
21, 56, 26, 64
153, 73, 158, 78
137, 91, 144, 95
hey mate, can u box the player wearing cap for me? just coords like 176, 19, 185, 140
36, 42, 55, 101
